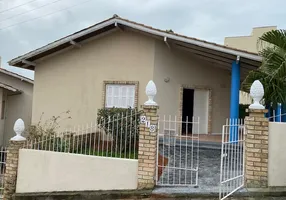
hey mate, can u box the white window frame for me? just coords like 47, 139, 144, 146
105, 84, 136, 108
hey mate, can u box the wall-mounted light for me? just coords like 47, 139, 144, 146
164, 77, 170, 83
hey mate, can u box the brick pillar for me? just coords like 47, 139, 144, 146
137, 105, 159, 189
245, 109, 269, 188
3, 118, 26, 200
3, 140, 25, 200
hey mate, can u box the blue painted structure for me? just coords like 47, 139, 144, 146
282, 104, 286, 122
265, 104, 271, 118
229, 61, 240, 142
266, 103, 286, 122
275, 103, 282, 122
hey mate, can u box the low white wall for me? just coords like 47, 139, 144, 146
16, 149, 138, 193
268, 122, 286, 187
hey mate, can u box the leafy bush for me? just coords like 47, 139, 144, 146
97, 107, 140, 154
26, 111, 72, 151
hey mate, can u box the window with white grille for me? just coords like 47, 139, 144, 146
105, 84, 136, 108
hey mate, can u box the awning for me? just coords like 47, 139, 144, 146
0, 82, 22, 94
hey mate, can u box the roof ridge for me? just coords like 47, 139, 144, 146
9, 15, 261, 68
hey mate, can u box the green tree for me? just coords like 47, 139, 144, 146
242, 30, 286, 105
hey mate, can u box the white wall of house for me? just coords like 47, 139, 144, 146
268, 122, 286, 187
16, 149, 138, 193
153, 41, 231, 133
0, 73, 33, 146
32, 30, 155, 131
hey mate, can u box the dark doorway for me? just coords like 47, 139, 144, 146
182, 88, 194, 135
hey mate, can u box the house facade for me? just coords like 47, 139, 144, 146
224, 26, 277, 53
225, 26, 277, 105
0, 67, 33, 146
8, 16, 262, 134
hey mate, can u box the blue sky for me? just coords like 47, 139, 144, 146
0, 0, 285, 79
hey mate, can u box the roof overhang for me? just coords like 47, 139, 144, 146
8, 17, 262, 70
0, 68, 33, 84
0, 82, 22, 94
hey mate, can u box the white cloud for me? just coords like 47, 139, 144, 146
0, 0, 285, 79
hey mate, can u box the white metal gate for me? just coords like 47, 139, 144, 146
219, 119, 245, 200
156, 115, 200, 186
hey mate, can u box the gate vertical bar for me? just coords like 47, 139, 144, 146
219, 118, 245, 200
219, 124, 226, 200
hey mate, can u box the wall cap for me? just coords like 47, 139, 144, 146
246, 109, 268, 113
11, 118, 26, 141
144, 80, 157, 106
249, 80, 265, 109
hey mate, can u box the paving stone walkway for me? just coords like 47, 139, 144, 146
156, 144, 222, 193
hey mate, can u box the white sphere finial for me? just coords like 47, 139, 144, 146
11, 118, 26, 141
249, 80, 265, 109
144, 80, 157, 106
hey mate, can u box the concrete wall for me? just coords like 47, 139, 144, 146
0, 73, 33, 146
224, 26, 277, 53
268, 122, 286, 187
32, 30, 155, 130
153, 41, 231, 133
16, 149, 138, 193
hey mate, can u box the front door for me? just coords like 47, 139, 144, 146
193, 90, 209, 134
182, 88, 194, 135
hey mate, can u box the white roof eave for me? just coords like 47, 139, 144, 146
116, 19, 262, 62
0, 83, 21, 93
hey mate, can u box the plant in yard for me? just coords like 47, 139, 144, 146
25, 111, 72, 151
97, 107, 140, 156
242, 29, 286, 106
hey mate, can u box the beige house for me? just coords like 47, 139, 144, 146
0, 66, 33, 146
225, 26, 277, 105
225, 26, 277, 54
8, 15, 262, 134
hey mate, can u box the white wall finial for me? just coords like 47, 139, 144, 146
249, 80, 265, 109
11, 118, 26, 141
144, 80, 157, 106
